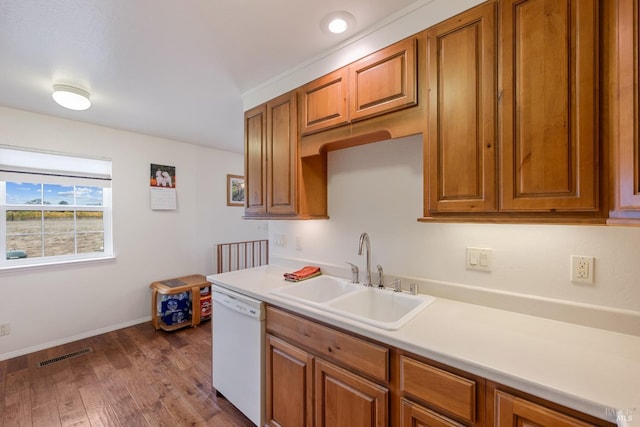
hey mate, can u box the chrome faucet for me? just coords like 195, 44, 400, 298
358, 232, 372, 286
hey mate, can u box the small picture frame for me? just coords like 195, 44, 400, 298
227, 174, 245, 206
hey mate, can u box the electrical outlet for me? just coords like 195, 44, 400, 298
466, 247, 492, 272
0, 323, 10, 336
295, 235, 303, 251
571, 255, 594, 284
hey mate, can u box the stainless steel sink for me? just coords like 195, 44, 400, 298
270, 275, 435, 330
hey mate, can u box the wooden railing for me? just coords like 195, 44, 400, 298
216, 239, 269, 273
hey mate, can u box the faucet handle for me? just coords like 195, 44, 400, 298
409, 283, 418, 295
376, 265, 384, 288
346, 262, 359, 284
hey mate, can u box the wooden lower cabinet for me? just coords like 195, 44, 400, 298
493, 390, 597, 427
489, 384, 615, 427
266, 306, 390, 427
316, 358, 388, 427
401, 399, 464, 427
266, 334, 314, 427
265, 306, 614, 427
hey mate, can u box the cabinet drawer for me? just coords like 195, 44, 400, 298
400, 356, 476, 424
266, 306, 389, 382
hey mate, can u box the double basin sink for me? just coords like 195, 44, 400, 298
270, 275, 435, 330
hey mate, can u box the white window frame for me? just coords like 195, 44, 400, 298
0, 146, 113, 270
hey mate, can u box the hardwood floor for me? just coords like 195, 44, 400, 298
0, 321, 255, 426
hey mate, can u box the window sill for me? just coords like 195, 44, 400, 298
0, 255, 116, 273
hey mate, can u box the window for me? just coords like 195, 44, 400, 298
0, 146, 112, 269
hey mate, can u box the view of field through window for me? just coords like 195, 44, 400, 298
5, 182, 105, 259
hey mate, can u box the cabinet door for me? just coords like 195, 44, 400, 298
426, 2, 497, 213
315, 358, 388, 427
266, 334, 314, 427
494, 390, 593, 427
349, 37, 418, 122
499, 0, 598, 212
300, 68, 349, 135
244, 104, 267, 215
612, 0, 640, 216
267, 91, 298, 215
401, 399, 464, 427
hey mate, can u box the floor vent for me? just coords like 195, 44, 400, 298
38, 347, 93, 367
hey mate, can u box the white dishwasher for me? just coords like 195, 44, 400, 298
212, 286, 265, 426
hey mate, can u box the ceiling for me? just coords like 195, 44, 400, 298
0, 0, 422, 153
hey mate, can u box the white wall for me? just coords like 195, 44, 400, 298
0, 106, 267, 360
269, 137, 640, 330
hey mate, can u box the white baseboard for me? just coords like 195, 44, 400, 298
0, 316, 151, 362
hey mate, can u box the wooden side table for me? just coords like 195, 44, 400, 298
149, 274, 210, 331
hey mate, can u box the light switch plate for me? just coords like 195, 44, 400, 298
466, 247, 492, 272
273, 234, 287, 247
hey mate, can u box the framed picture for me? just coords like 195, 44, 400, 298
227, 174, 245, 206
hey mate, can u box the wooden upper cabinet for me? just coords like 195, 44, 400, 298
426, 1, 497, 214
299, 68, 349, 135
267, 92, 298, 215
610, 0, 640, 221
499, 0, 599, 212
244, 91, 301, 218
299, 36, 418, 137
349, 37, 418, 122
244, 104, 267, 216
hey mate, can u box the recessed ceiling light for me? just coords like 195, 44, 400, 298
52, 84, 91, 111
321, 11, 355, 35
328, 17, 348, 33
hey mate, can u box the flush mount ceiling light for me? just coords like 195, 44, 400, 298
321, 11, 356, 34
52, 84, 91, 111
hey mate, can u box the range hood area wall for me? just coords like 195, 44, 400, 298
268, 136, 640, 331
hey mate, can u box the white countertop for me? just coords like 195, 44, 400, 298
207, 264, 640, 426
